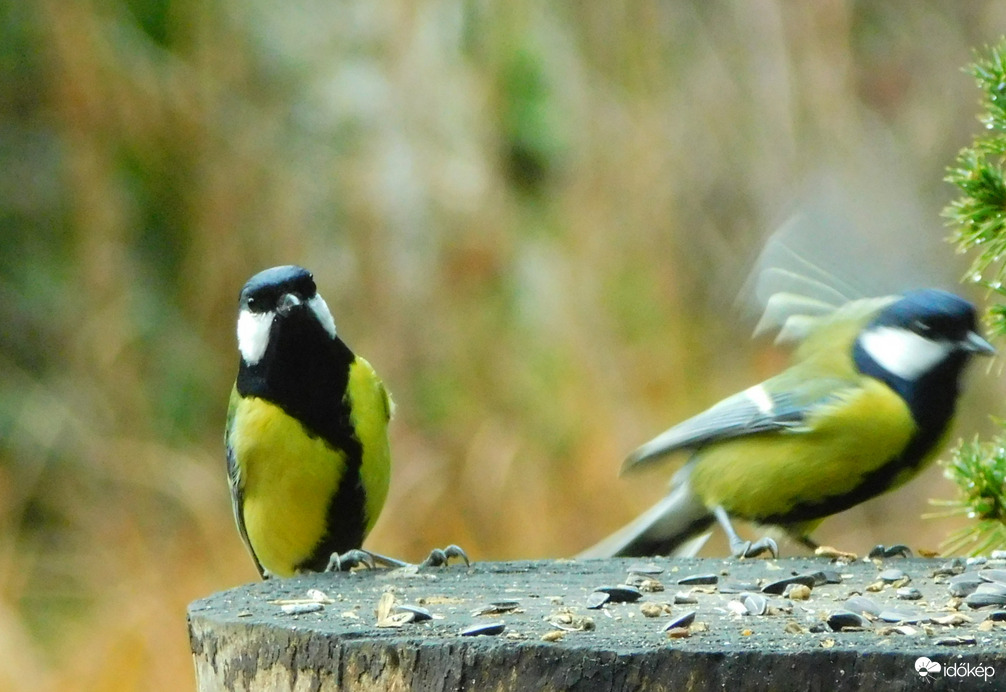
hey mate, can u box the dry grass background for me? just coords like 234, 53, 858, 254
3, 1, 1006, 689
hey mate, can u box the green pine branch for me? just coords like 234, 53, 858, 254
939, 39, 1006, 556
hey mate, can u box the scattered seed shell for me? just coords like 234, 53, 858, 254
965, 591, 1006, 609
396, 604, 433, 622
844, 596, 881, 616
472, 600, 520, 616
541, 630, 565, 642
678, 574, 718, 586
932, 613, 972, 626
624, 574, 664, 592
936, 635, 977, 646
727, 600, 749, 616
662, 610, 696, 631
280, 602, 324, 615
947, 573, 983, 597
896, 587, 922, 601
877, 610, 924, 624
585, 591, 610, 610
784, 583, 812, 600
460, 622, 506, 637
673, 592, 698, 605
783, 621, 807, 634
718, 580, 760, 594
979, 569, 1006, 585
594, 585, 643, 603
762, 574, 816, 595
811, 570, 843, 585
742, 593, 768, 616
933, 558, 966, 577
814, 546, 857, 561
627, 563, 664, 576
975, 581, 1006, 597
827, 610, 872, 631
879, 568, 907, 583
639, 602, 668, 618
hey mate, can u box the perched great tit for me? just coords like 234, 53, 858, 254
581, 289, 995, 559
225, 265, 393, 578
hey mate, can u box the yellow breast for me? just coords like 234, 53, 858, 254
689, 378, 917, 521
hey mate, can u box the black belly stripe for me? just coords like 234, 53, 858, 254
298, 433, 367, 572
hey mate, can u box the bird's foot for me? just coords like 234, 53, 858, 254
325, 548, 379, 572
325, 545, 470, 572
868, 544, 912, 559
730, 536, 778, 559
419, 544, 470, 568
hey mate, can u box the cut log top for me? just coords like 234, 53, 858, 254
189, 557, 1006, 691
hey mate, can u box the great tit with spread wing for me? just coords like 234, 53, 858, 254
225, 265, 394, 578
581, 289, 994, 559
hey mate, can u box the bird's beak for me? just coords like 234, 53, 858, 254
964, 331, 996, 356
277, 293, 302, 316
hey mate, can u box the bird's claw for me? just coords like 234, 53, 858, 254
419, 544, 470, 568
732, 536, 778, 559
868, 544, 912, 559
325, 548, 378, 572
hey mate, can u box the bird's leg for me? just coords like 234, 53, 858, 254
713, 506, 778, 558
793, 534, 820, 551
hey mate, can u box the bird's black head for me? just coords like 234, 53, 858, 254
870, 289, 983, 345
240, 264, 316, 315
854, 288, 994, 430
236, 265, 338, 367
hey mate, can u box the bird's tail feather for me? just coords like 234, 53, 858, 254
577, 478, 713, 558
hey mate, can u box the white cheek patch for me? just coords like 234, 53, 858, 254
859, 326, 953, 380
237, 310, 274, 365
307, 294, 337, 339
744, 384, 775, 416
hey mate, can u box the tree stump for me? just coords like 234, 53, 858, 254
189, 557, 1006, 691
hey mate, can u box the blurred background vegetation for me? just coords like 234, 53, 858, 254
3, 1, 1006, 689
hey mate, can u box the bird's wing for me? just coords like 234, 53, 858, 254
623, 372, 854, 471
225, 385, 264, 577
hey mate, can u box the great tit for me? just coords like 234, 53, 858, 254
581, 289, 995, 559
225, 265, 393, 578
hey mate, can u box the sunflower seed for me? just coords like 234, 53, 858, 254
678, 574, 718, 586
460, 622, 506, 637
844, 596, 881, 616
762, 574, 816, 595
661, 610, 696, 631
827, 610, 872, 631
594, 585, 643, 603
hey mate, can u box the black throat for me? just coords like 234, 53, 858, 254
237, 309, 357, 444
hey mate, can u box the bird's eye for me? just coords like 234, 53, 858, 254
913, 320, 932, 334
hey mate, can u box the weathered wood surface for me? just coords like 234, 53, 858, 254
189, 557, 1006, 691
